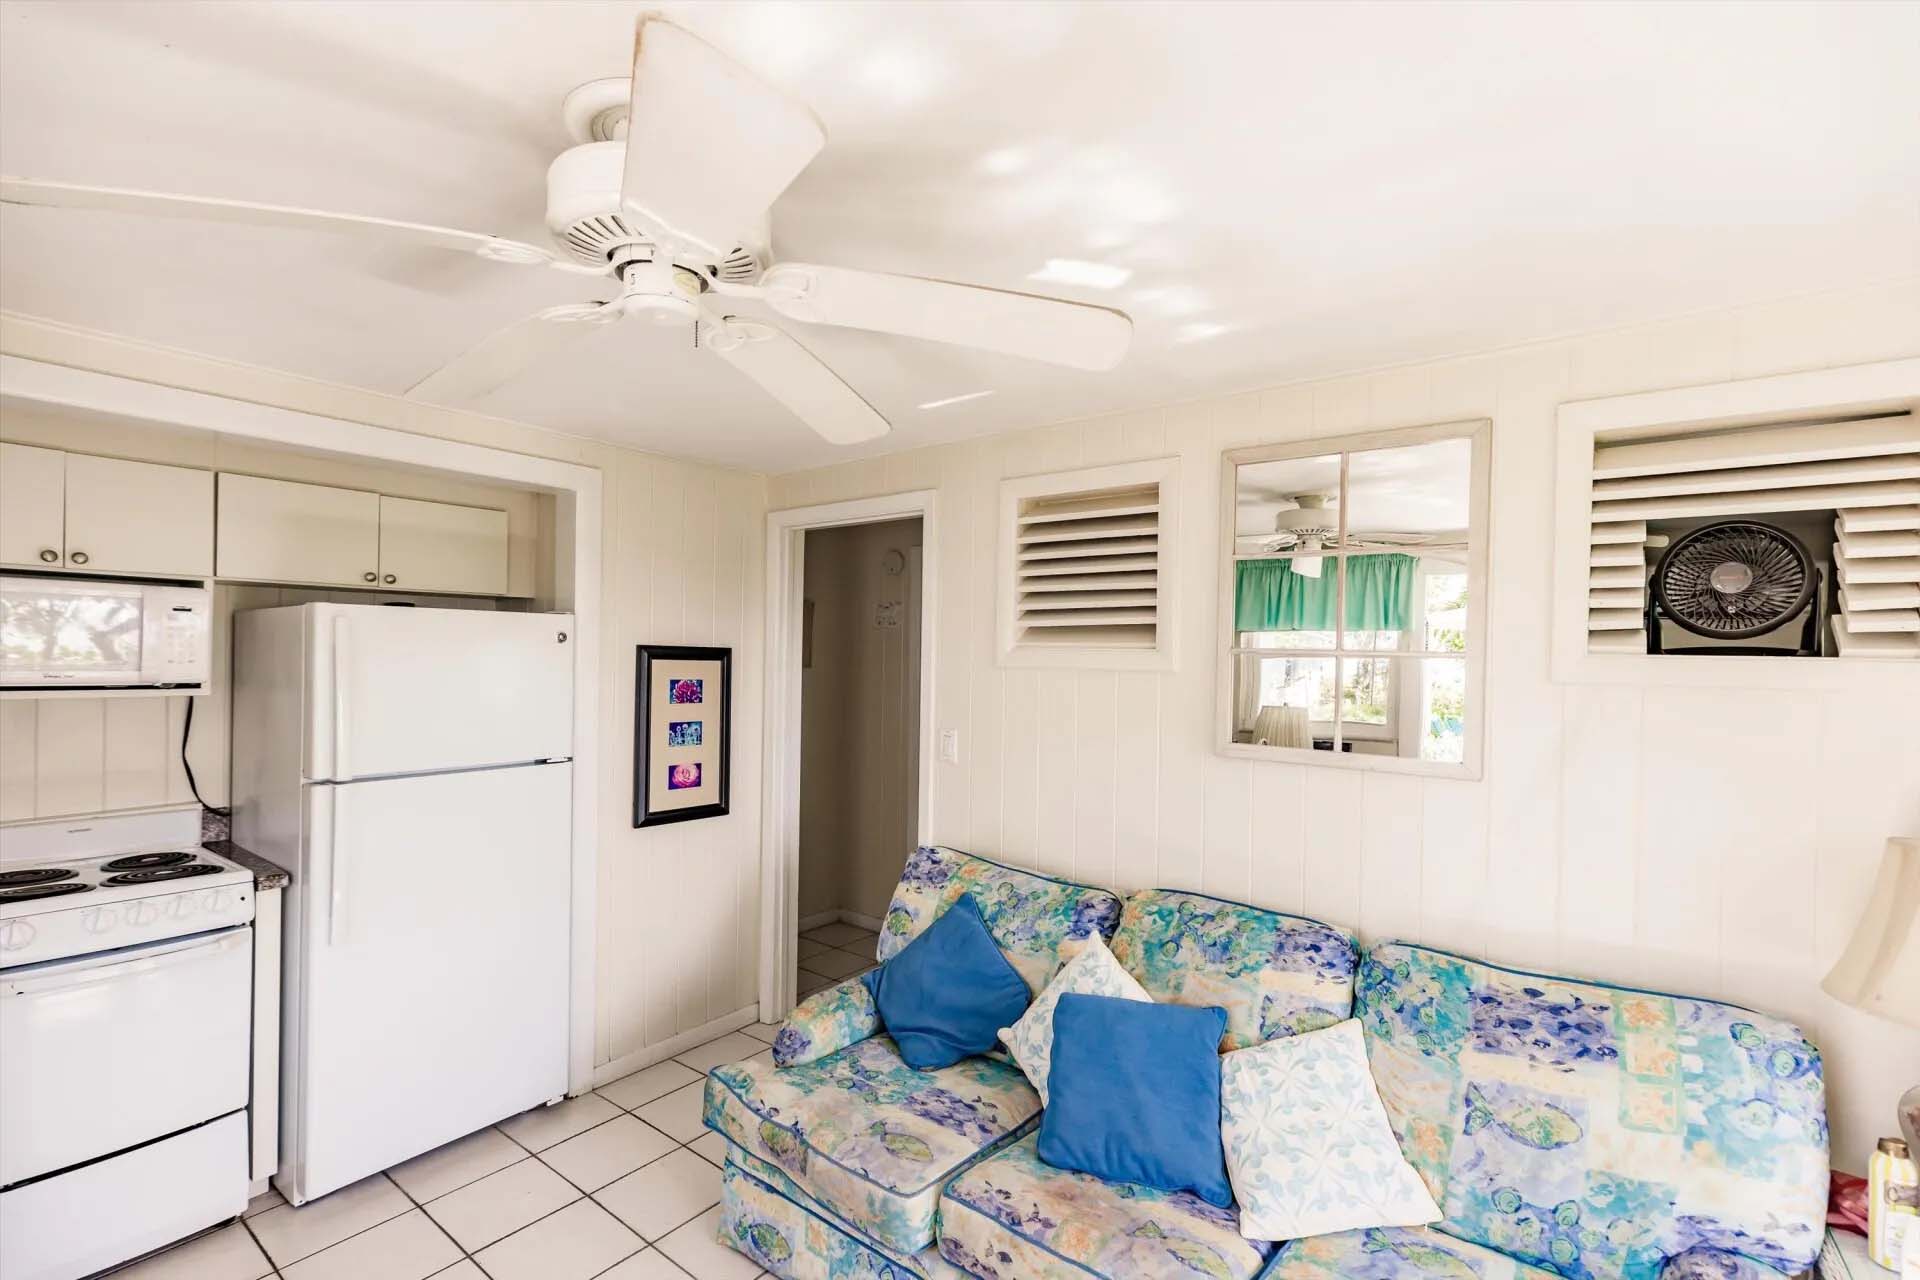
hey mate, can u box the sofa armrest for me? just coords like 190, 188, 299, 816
772, 977, 880, 1067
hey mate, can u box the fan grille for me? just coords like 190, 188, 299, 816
555, 212, 762, 284
1652, 521, 1815, 639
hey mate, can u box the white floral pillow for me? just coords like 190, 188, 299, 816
1220, 1018, 1441, 1241
997, 936, 1151, 1105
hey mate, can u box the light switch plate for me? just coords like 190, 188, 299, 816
938, 729, 960, 764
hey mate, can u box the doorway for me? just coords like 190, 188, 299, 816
792, 517, 923, 999
761, 491, 937, 1018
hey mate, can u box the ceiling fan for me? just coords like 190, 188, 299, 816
0, 15, 1132, 446
1236, 490, 1436, 577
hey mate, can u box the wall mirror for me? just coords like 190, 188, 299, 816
1217, 420, 1492, 777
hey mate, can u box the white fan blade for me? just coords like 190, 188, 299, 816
759, 263, 1132, 371
0, 177, 586, 271
408, 302, 620, 403
703, 314, 889, 445
620, 16, 825, 260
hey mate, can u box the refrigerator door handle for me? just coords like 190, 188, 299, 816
331, 613, 353, 782
316, 786, 347, 947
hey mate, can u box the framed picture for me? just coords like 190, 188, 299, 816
633, 644, 731, 827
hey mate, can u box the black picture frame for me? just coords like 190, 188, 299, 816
633, 644, 732, 828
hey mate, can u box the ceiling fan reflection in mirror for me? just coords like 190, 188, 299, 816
1236, 490, 1436, 578
0, 14, 1132, 446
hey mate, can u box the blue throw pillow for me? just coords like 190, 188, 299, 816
1038, 993, 1232, 1207
861, 894, 1030, 1070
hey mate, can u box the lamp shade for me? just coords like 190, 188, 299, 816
1822, 837, 1920, 1029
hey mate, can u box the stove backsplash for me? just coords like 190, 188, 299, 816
199, 809, 231, 844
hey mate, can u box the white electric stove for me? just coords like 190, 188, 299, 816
0, 807, 255, 1280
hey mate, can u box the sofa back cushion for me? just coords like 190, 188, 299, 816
1358, 942, 1828, 1279
876, 846, 1123, 995
1110, 889, 1358, 1051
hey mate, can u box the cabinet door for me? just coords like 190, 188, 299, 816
0, 442, 66, 569
217, 474, 380, 588
377, 496, 509, 595
64, 453, 214, 577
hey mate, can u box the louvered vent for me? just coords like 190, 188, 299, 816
1583, 412, 1920, 657
1015, 483, 1162, 648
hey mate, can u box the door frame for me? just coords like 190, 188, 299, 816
761, 491, 937, 1018
0, 353, 604, 1097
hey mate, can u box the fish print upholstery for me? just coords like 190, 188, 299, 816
1358, 943, 1827, 1280
938, 1133, 1273, 1280
1110, 889, 1358, 1051
876, 847, 1124, 996
1267, 1225, 1561, 1279
718, 1154, 972, 1279
704, 1034, 1041, 1255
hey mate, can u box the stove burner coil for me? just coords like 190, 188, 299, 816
101, 851, 195, 872
0, 867, 78, 887
102, 864, 224, 886
0, 882, 95, 901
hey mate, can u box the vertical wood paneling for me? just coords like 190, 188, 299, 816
1358, 772, 1423, 943
998, 669, 1040, 866
1302, 771, 1363, 926
1071, 672, 1117, 890
1201, 756, 1252, 901
102, 697, 169, 810
1247, 761, 1306, 915
0, 701, 35, 820
1110, 672, 1161, 894
1556, 685, 1643, 974
1033, 673, 1077, 878
34, 699, 106, 816
1418, 776, 1488, 954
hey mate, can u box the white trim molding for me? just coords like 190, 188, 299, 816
0, 353, 608, 1097
1551, 356, 1920, 688
761, 490, 937, 1021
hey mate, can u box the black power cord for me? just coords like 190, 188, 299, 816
182, 696, 230, 818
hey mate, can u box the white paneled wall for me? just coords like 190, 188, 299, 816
768, 278, 1920, 1173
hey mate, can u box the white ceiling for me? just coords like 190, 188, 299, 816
2, 1, 1915, 474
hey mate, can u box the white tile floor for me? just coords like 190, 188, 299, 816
108, 1021, 789, 1280
794, 924, 878, 999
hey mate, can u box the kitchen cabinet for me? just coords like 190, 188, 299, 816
377, 496, 509, 596
0, 443, 213, 577
217, 474, 381, 588
0, 443, 65, 569
217, 474, 508, 595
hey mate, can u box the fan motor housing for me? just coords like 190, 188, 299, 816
1649, 519, 1818, 645
545, 141, 765, 283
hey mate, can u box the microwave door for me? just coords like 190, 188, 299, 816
0, 577, 210, 691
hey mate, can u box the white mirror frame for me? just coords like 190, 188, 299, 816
1215, 418, 1492, 779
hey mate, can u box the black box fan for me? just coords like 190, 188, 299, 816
1647, 520, 1820, 655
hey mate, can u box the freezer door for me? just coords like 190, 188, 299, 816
304, 604, 573, 781
284, 763, 570, 1203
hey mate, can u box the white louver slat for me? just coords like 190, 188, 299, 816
1586, 410, 1920, 657
1013, 481, 1162, 651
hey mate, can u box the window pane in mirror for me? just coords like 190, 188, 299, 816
1234, 454, 1342, 565
1335, 657, 1468, 763
1341, 437, 1471, 548
1336, 553, 1471, 654
1232, 654, 1335, 750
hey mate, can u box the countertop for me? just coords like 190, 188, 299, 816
202, 839, 290, 891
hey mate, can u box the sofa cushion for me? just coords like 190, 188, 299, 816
1111, 888, 1358, 1050
1267, 1224, 1561, 1279
862, 894, 1031, 1070
998, 936, 1150, 1105
878, 846, 1124, 995
704, 1034, 1041, 1255
938, 1133, 1274, 1280
719, 1149, 974, 1279
1359, 942, 1828, 1280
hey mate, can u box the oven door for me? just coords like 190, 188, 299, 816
0, 926, 252, 1186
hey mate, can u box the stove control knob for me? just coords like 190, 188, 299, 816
127, 899, 159, 927
84, 906, 119, 933
0, 919, 34, 950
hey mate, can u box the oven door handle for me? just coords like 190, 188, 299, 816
0, 928, 248, 997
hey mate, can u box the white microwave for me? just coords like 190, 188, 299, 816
1, 577, 211, 691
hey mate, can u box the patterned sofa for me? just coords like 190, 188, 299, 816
703, 848, 1828, 1280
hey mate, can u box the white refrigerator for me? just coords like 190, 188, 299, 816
232, 603, 575, 1205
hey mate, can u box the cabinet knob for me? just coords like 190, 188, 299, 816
38, 548, 58, 563
68, 550, 89, 565
383, 574, 397, 585
363, 572, 378, 583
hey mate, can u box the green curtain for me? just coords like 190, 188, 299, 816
1234, 553, 1416, 632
